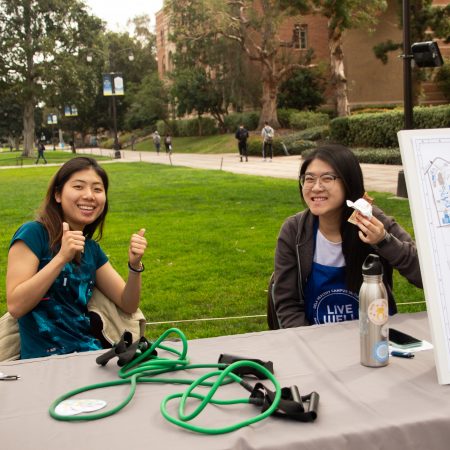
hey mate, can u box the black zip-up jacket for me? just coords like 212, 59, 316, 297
273, 208, 423, 328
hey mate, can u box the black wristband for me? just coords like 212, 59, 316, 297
128, 261, 145, 273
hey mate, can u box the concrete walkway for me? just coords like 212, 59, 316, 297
2, 148, 402, 194
79, 147, 402, 195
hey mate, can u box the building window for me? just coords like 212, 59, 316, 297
293, 24, 308, 49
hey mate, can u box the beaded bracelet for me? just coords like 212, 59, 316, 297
128, 261, 145, 273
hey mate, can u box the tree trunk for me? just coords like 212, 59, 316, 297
22, 1, 35, 157
329, 28, 349, 117
258, 62, 280, 129
22, 100, 35, 157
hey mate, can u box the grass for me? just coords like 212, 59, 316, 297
0, 149, 113, 166
0, 162, 425, 341
134, 133, 238, 154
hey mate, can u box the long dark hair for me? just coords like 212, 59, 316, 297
299, 144, 372, 293
36, 157, 109, 254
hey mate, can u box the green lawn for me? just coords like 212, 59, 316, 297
0, 163, 425, 341
0, 150, 113, 166
134, 133, 238, 154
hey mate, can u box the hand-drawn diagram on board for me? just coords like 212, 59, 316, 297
398, 129, 450, 384
426, 157, 450, 226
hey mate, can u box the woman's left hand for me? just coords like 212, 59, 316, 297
128, 229, 147, 268
355, 212, 387, 246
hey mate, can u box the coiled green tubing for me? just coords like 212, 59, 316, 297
49, 327, 281, 434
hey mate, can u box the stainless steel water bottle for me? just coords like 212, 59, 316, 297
359, 254, 389, 367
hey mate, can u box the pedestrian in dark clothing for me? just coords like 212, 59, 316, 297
164, 134, 172, 153
235, 124, 249, 162
35, 142, 47, 164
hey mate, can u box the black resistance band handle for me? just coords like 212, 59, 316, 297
249, 382, 320, 422
96, 332, 156, 367
218, 354, 274, 379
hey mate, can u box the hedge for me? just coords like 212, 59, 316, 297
330, 105, 450, 148
156, 117, 218, 137
224, 112, 259, 132
301, 147, 402, 165
246, 135, 316, 157
290, 111, 330, 130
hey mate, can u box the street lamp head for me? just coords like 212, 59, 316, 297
411, 41, 443, 68
128, 53, 134, 62
86, 54, 93, 63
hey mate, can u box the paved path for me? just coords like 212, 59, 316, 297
2, 148, 403, 195
81, 147, 402, 195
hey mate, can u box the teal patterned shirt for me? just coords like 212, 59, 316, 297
10, 221, 108, 359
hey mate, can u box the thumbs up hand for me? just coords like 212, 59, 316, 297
59, 222, 85, 263
128, 228, 147, 269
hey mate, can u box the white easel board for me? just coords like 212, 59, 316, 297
398, 128, 450, 384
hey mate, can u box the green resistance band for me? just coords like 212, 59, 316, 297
49, 327, 281, 434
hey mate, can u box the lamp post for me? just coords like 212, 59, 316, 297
64, 105, 78, 153
47, 113, 58, 150
402, 0, 413, 130
86, 50, 134, 159
397, 0, 443, 198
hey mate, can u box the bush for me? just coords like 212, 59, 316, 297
290, 111, 330, 130
156, 117, 218, 137
277, 67, 326, 111
302, 147, 402, 165
277, 108, 299, 128
329, 105, 450, 148
352, 148, 402, 165
278, 129, 323, 155
285, 139, 317, 155
347, 112, 404, 148
246, 136, 286, 157
435, 59, 450, 101
328, 117, 349, 144
414, 105, 450, 129
291, 126, 329, 141
223, 112, 259, 132
246, 135, 316, 156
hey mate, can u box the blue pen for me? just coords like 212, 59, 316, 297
391, 350, 415, 359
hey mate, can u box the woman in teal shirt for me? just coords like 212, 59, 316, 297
6, 157, 148, 359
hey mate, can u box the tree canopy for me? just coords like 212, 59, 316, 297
0, 0, 105, 155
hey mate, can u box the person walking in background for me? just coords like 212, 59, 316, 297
152, 131, 161, 154
261, 121, 274, 161
164, 134, 172, 154
35, 141, 47, 164
235, 124, 249, 162
69, 139, 76, 154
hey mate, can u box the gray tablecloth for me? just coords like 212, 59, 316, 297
1, 312, 449, 450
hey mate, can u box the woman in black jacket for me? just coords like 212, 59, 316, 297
272, 144, 422, 328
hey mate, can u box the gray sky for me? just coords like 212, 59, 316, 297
82, 0, 163, 32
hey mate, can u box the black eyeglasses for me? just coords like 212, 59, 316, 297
300, 173, 340, 190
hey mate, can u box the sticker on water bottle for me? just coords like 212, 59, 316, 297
367, 298, 388, 325
373, 340, 389, 363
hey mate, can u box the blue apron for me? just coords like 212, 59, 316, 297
304, 224, 359, 325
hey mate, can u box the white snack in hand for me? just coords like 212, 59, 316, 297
346, 198, 373, 219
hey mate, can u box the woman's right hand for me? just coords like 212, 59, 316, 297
58, 222, 85, 263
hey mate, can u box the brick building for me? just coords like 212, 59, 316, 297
155, 1, 448, 111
